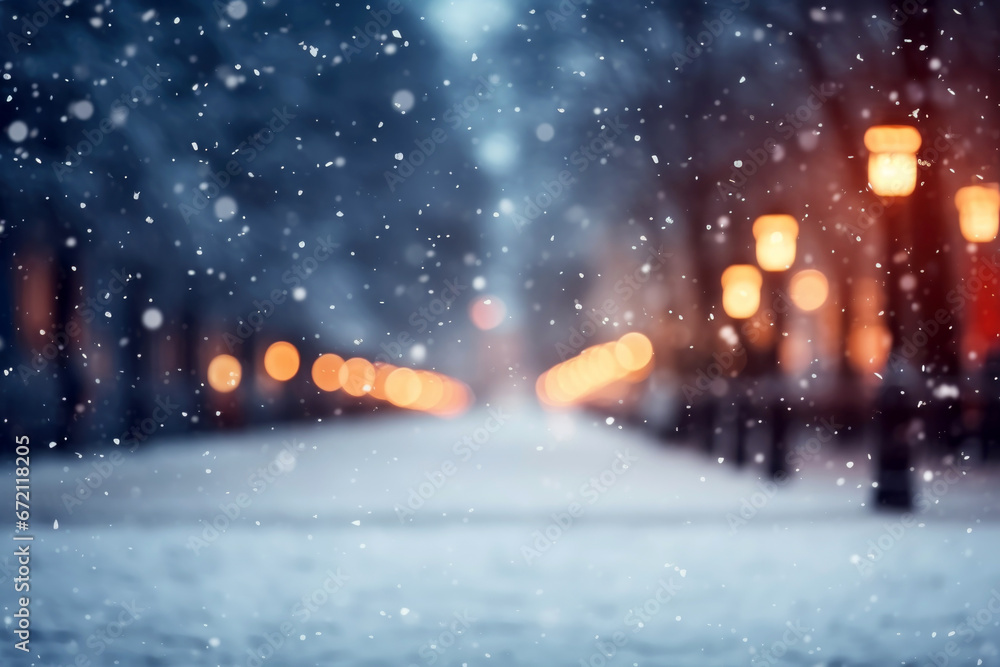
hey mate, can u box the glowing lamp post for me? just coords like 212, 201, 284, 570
752, 215, 799, 272
955, 184, 1000, 243
864, 125, 921, 197
721, 265, 762, 320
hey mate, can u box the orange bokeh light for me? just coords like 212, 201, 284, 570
410, 371, 446, 412
614, 332, 654, 372
536, 332, 654, 407
956, 183, 1000, 243
369, 363, 397, 401
311, 353, 345, 392
338, 357, 376, 396
264, 341, 300, 382
789, 269, 829, 312
385, 367, 423, 407
864, 125, 921, 197
207, 354, 242, 393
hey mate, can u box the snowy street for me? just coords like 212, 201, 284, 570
6, 404, 1000, 666
4, 1, 1000, 665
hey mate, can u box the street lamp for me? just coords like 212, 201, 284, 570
864, 124, 924, 509
753, 214, 799, 271
956, 183, 1000, 243
864, 125, 922, 197
751, 214, 797, 479
721, 264, 762, 319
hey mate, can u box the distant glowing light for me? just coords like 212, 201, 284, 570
264, 341, 300, 381
955, 183, 1000, 243
385, 367, 423, 407
614, 332, 654, 372
789, 269, 829, 312
721, 265, 762, 319
338, 357, 376, 396
536, 333, 654, 408
478, 134, 518, 171
864, 125, 921, 197
208, 354, 242, 392
752, 215, 798, 272
311, 353, 344, 392
470, 295, 506, 330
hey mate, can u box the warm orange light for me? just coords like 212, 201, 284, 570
535, 332, 654, 408
264, 341, 300, 381
411, 372, 446, 411
847, 323, 893, 375
311, 353, 344, 392
338, 357, 376, 396
614, 332, 654, 372
428, 379, 470, 417
385, 367, 423, 407
864, 125, 921, 197
470, 295, 507, 330
721, 265, 762, 319
789, 269, 829, 312
369, 363, 397, 401
207, 354, 242, 392
956, 183, 1000, 243
752, 215, 798, 272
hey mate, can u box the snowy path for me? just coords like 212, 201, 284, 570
4, 399, 1000, 666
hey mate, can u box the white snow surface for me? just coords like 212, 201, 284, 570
5, 400, 1000, 666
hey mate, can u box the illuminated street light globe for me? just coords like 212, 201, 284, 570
752, 214, 799, 272
263, 341, 300, 382
721, 264, 762, 319
207, 354, 242, 393
955, 183, 1000, 243
864, 125, 921, 197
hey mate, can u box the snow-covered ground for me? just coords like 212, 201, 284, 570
4, 398, 1000, 666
